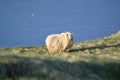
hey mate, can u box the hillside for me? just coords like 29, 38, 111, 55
0, 31, 120, 80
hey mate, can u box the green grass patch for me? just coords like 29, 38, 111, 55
0, 31, 120, 80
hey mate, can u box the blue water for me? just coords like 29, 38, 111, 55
0, 0, 120, 48
0, 25, 119, 48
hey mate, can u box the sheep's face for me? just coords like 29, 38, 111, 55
65, 32, 73, 49
66, 32, 73, 40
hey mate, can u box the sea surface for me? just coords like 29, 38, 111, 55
0, 25, 119, 48
0, 0, 120, 48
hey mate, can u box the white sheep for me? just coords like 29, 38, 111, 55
45, 32, 73, 54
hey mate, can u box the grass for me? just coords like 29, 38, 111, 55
0, 31, 120, 80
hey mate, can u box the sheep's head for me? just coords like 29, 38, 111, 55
65, 32, 73, 40
64, 32, 74, 49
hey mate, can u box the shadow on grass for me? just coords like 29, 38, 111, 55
69, 43, 120, 52
0, 55, 120, 80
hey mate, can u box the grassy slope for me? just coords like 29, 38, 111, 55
0, 31, 120, 80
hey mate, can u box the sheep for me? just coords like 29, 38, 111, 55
45, 32, 73, 54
